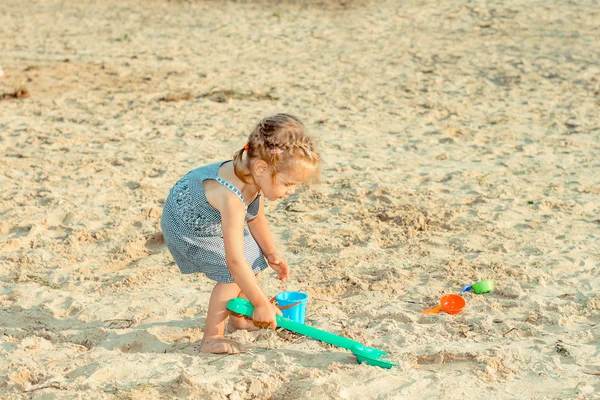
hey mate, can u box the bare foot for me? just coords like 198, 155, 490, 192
200, 336, 245, 354
227, 314, 260, 333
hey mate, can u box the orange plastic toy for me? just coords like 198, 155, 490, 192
422, 294, 466, 315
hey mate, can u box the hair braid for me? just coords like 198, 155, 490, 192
233, 114, 320, 184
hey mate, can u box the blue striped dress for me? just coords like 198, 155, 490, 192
160, 161, 268, 283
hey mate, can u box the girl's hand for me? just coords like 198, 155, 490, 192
252, 300, 282, 329
266, 253, 290, 282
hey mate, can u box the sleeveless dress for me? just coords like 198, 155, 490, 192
160, 160, 268, 283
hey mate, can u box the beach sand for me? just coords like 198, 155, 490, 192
1, 0, 599, 398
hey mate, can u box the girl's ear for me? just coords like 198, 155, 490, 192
253, 159, 269, 177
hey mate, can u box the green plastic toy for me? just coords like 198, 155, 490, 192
462, 280, 495, 294
226, 298, 397, 369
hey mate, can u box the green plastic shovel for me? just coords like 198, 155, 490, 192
226, 298, 397, 369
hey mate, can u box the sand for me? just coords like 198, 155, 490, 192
1, 0, 599, 398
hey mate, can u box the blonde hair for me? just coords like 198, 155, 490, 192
233, 114, 320, 184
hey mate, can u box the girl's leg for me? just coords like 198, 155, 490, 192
201, 282, 246, 354
227, 274, 265, 333
227, 290, 260, 332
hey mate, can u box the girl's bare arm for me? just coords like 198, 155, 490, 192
247, 196, 277, 257
219, 193, 267, 307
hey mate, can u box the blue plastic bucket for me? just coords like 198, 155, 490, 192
275, 292, 309, 324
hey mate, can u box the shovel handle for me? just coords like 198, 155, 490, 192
422, 305, 443, 315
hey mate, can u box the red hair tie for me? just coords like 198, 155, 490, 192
243, 144, 249, 151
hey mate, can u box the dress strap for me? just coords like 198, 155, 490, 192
214, 176, 247, 208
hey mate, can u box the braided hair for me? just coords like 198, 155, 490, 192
233, 114, 320, 184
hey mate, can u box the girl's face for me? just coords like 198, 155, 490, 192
252, 161, 310, 201
257, 170, 303, 201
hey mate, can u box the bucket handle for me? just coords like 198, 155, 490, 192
270, 297, 302, 310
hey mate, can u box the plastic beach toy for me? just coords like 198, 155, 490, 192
226, 298, 397, 369
422, 294, 466, 315
273, 292, 309, 324
462, 280, 495, 294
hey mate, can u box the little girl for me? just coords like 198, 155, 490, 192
161, 114, 320, 354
